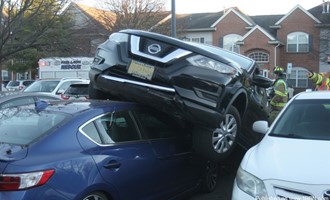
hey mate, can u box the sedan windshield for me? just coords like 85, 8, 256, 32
0, 107, 68, 145
271, 99, 330, 140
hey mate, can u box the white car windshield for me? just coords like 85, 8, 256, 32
271, 100, 330, 140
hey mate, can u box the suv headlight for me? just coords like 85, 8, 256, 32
187, 55, 237, 75
236, 166, 268, 198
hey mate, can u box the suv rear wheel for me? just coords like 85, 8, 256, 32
193, 105, 241, 162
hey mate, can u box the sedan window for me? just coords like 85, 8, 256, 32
81, 111, 140, 144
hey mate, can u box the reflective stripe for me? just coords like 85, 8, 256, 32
270, 101, 286, 108
275, 90, 287, 97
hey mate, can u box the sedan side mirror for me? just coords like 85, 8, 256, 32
252, 120, 269, 134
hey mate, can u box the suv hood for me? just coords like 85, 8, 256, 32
242, 136, 330, 184
0, 143, 28, 172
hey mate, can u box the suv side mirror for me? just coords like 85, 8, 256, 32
252, 75, 273, 88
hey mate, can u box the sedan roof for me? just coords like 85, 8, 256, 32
32, 99, 140, 115
294, 91, 330, 100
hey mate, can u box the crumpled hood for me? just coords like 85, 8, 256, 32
241, 136, 330, 184
0, 143, 27, 173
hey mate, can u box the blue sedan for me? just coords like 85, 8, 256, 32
0, 100, 218, 200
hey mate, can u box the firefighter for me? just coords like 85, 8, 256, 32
307, 70, 330, 91
269, 67, 289, 123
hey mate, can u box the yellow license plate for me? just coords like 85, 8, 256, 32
128, 60, 155, 80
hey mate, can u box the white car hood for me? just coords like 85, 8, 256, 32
241, 136, 330, 184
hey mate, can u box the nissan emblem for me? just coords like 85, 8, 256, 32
148, 44, 161, 54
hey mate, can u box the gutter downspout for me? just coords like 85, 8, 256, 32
274, 43, 281, 67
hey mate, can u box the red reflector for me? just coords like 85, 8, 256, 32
38, 170, 54, 186
61, 94, 70, 100
0, 176, 20, 190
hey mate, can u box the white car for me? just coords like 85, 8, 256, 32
232, 91, 330, 200
23, 78, 88, 98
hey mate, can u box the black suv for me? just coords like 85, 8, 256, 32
89, 29, 272, 161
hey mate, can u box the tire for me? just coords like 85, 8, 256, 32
193, 105, 241, 162
200, 160, 218, 193
88, 82, 110, 100
82, 192, 109, 200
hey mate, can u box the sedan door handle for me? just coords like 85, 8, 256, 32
103, 160, 121, 169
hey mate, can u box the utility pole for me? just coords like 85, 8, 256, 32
171, 0, 176, 38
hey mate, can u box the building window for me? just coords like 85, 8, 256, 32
183, 37, 205, 43
248, 51, 269, 63
191, 37, 204, 43
223, 34, 241, 53
287, 32, 309, 53
287, 67, 310, 88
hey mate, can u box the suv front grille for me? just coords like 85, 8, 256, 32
130, 35, 191, 64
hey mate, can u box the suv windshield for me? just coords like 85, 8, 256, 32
271, 99, 330, 140
24, 80, 60, 93
0, 107, 68, 145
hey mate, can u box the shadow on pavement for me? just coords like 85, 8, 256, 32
187, 146, 246, 200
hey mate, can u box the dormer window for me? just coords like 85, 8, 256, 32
322, 0, 330, 13
287, 32, 309, 53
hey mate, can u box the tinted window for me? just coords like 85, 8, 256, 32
134, 109, 184, 139
0, 108, 68, 145
65, 84, 89, 96
23, 81, 34, 86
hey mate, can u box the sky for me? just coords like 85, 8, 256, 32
75, 0, 322, 16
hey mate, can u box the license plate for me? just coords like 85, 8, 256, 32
128, 60, 155, 80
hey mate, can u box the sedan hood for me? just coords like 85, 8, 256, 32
242, 136, 330, 184
0, 144, 27, 172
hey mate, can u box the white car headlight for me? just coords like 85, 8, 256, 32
236, 166, 268, 198
187, 55, 237, 74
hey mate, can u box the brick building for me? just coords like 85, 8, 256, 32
172, 2, 330, 92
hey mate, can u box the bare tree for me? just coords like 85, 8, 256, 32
0, 0, 72, 87
99, 0, 168, 32
0, 0, 71, 61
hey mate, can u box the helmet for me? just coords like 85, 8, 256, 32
274, 67, 285, 75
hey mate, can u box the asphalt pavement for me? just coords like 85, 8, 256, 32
187, 147, 246, 200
